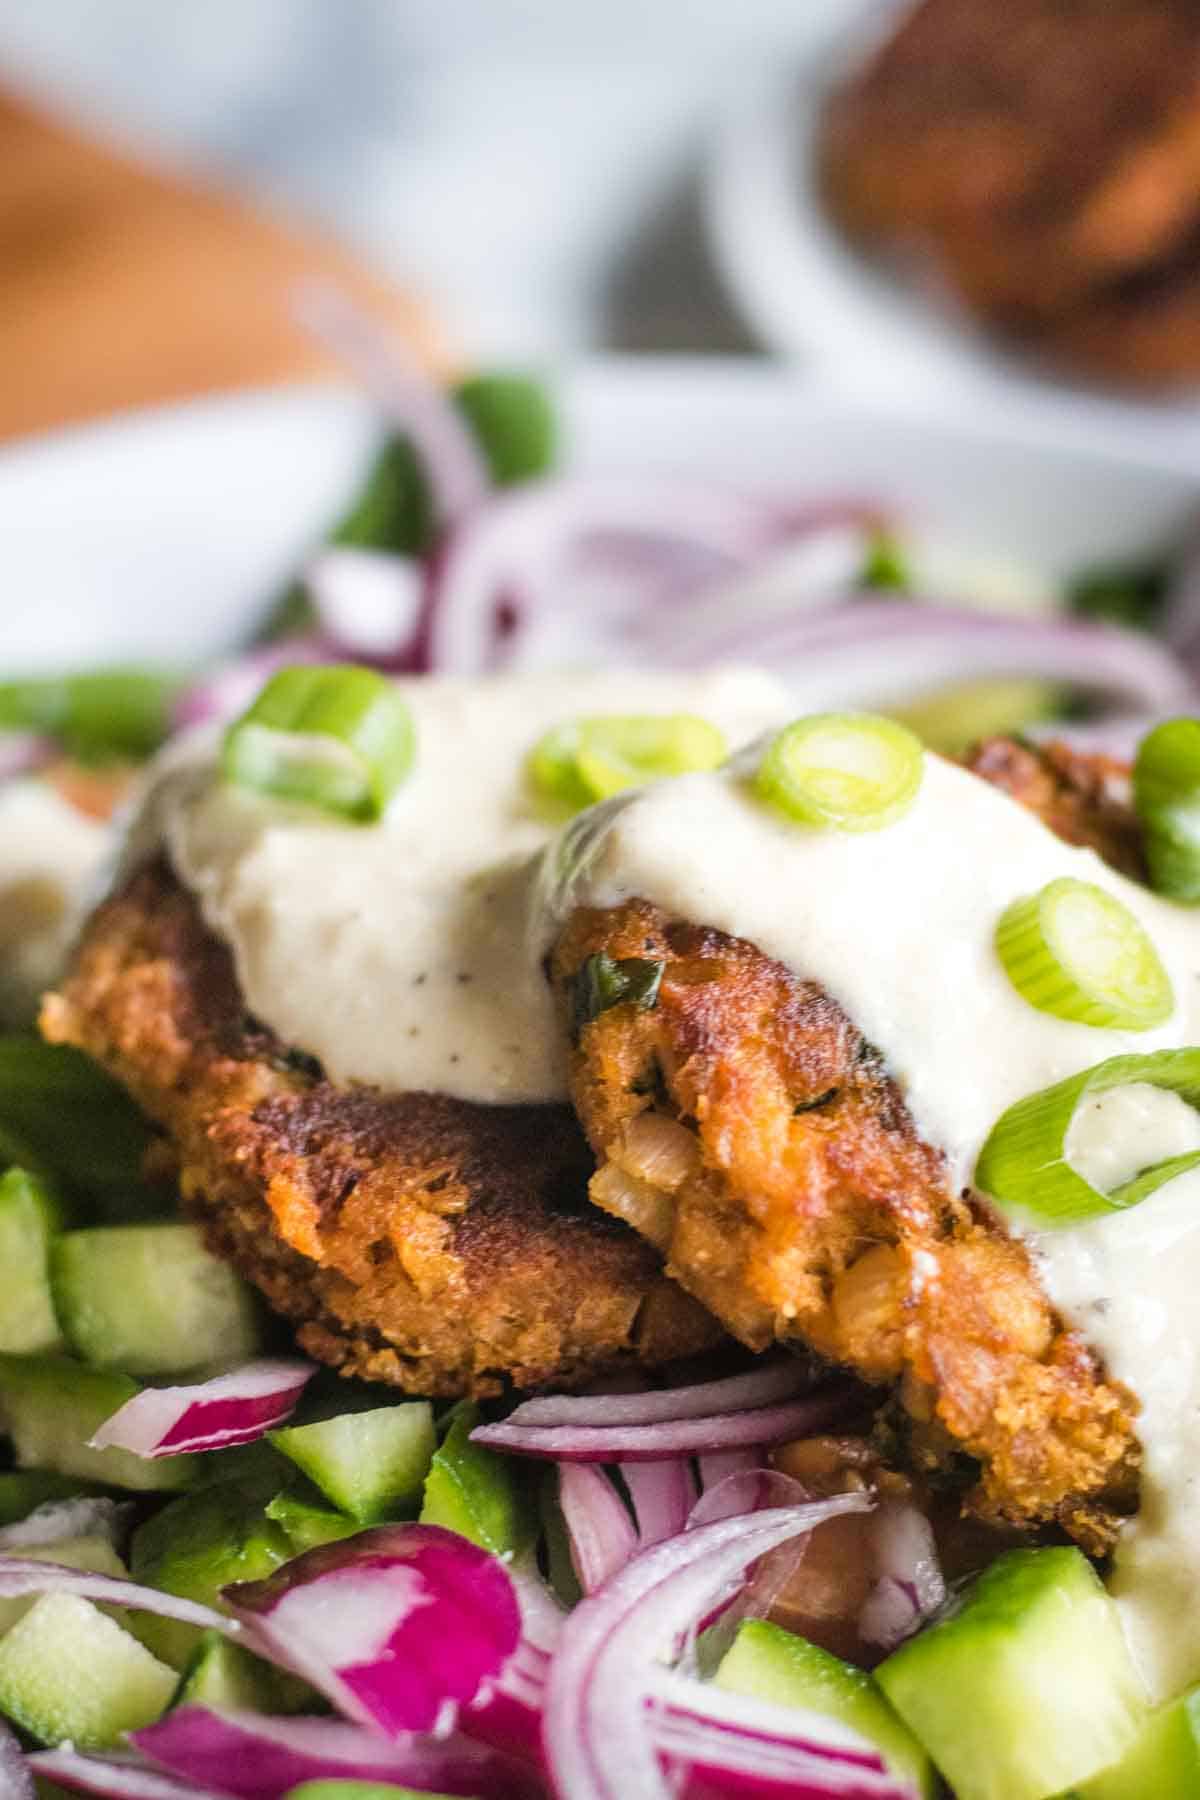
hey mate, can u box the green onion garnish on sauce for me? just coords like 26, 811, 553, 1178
976, 1049, 1200, 1224
753, 713, 924, 832
530, 714, 727, 813
995, 877, 1173, 1031
1134, 718, 1200, 904
222, 665, 415, 822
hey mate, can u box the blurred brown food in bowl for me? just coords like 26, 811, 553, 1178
0, 89, 440, 442
819, 0, 1200, 389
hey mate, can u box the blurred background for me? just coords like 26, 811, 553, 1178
4, 0, 1200, 431
0, 0, 859, 439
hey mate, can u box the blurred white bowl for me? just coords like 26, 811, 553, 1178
0, 356, 1197, 672
704, 55, 1200, 444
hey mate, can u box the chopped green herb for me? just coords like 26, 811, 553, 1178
858, 528, 910, 593
454, 373, 556, 487
1068, 560, 1167, 630
570, 954, 665, 1037
0, 669, 181, 761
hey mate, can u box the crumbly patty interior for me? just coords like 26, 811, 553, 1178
42, 860, 720, 1397
551, 741, 1146, 1550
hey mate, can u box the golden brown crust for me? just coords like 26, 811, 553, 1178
41, 860, 719, 1396
550, 742, 1148, 1547
964, 735, 1147, 880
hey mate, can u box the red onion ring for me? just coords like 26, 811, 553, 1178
623, 1459, 698, 1547
559, 1464, 639, 1594
293, 280, 489, 526
89, 1359, 314, 1458
28, 1750, 224, 1800
0, 1720, 32, 1800
472, 1382, 861, 1462
541, 1495, 881, 1800
509, 1358, 814, 1430
0, 1560, 231, 1634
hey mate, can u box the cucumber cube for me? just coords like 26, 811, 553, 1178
130, 1479, 293, 1668
264, 1489, 359, 1553
1080, 1686, 1200, 1797
0, 1591, 175, 1746
420, 1401, 532, 1557
0, 1169, 63, 1354
716, 1619, 933, 1796
173, 1630, 309, 1715
0, 1471, 99, 1526
0, 1534, 129, 1636
50, 1222, 262, 1376
877, 1548, 1147, 1800
270, 1402, 435, 1524
0, 1354, 195, 1492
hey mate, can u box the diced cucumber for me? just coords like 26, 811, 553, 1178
0, 1169, 63, 1354
130, 1478, 293, 1668
0, 1471, 100, 1526
0, 1354, 194, 1492
1078, 1685, 1200, 1797
287, 1785, 465, 1800
0, 1591, 175, 1746
420, 1401, 532, 1557
877, 1548, 1147, 1800
715, 1619, 934, 1797
0, 1534, 128, 1635
173, 1630, 308, 1715
50, 1222, 262, 1376
270, 1401, 435, 1524
265, 1489, 359, 1553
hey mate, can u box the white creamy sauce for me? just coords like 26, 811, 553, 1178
152, 668, 789, 1104
0, 781, 108, 1023
547, 747, 1200, 1698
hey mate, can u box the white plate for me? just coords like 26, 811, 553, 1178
0, 357, 1197, 671
704, 57, 1200, 444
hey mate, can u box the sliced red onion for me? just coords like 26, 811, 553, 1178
89, 1360, 315, 1458
0, 1720, 32, 1800
304, 548, 424, 662
293, 279, 489, 525
653, 1673, 911, 1799
0, 734, 54, 782
472, 1382, 859, 1463
171, 642, 328, 732
29, 1750, 226, 1800
673, 599, 1196, 716
559, 1465, 638, 1594
133, 1707, 537, 1800
858, 1503, 945, 1655
509, 1358, 813, 1430
420, 482, 879, 675
0, 1495, 131, 1551
0, 1559, 231, 1633
623, 1459, 697, 1547
687, 1468, 807, 1532
541, 1495, 880, 1800
223, 1523, 520, 1737
698, 1449, 764, 1494
683, 1471, 810, 1658
507, 1559, 565, 1654
462, 1638, 548, 1766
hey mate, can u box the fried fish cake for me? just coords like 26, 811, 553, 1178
41, 859, 719, 1397
549, 741, 1147, 1549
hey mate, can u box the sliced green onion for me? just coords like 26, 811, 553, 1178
753, 712, 924, 832
570, 954, 665, 1037
222, 665, 415, 822
530, 714, 727, 814
975, 1049, 1200, 1223
0, 668, 181, 761
995, 877, 1173, 1030
1134, 717, 1200, 903
858, 527, 910, 593
455, 373, 557, 487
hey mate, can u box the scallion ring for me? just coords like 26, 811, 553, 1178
1134, 718, 1200, 903
222, 664, 415, 822
975, 1049, 1200, 1224
529, 714, 727, 813
753, 712, 924, 832
995, 877, 1173, 1030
